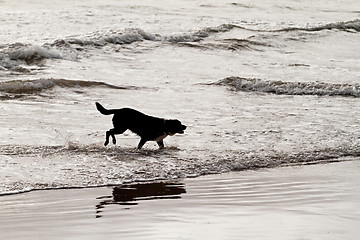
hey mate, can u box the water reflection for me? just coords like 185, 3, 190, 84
96, 182, 186, 218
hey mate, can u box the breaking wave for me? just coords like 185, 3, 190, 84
51, 24, 241, 48
51, 28, 159, 48
275, 19, 360, 33
178, 38, 270, 51
42, 19, 360, 55
0, 20, 357, 72
51, 24, 267, 52
215, 77, 360, 97
7, 45, 62, 63
234, 19, 360, 33
0, 78, 134, 95
0, 44, 63, 71
0, 25, 239, 71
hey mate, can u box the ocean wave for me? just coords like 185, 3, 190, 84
0, 142, 359, 195
52, 24, 239, 48
215, 77, 360, 97
164, 24, 242, 43
1, 20, 356, 73
0, 44, 62, 71
45, 20, 360, 52
0, 25, 243, 72
51, 28, 159, 48
0, 78, 134, 95
232, 19, 360, 33
0, 26, 234, 71
8, 45, 62, 63
177, 38, 270, 51
274, 19, 360, 33
39, 19, 360, 54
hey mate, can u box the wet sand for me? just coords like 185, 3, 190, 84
1, 160, 359, 240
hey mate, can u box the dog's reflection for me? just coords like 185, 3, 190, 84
96, 182, 186, 218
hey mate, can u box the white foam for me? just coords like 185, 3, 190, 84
105, 32, 144, 44
0, 78, 129, 94
9, 45, 62, 61
217, 77, 360, 97
1, 143, 359, 195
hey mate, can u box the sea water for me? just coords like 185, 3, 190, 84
1, 161, 359, 240
0, 0, 360, 194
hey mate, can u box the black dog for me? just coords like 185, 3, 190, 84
95, 102, 186, 149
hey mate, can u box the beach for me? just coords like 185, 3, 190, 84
1, 0, 360, 239
1, 160, 359, 240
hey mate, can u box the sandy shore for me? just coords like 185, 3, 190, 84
1, 160, 359, 240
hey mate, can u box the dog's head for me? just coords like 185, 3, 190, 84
165, 119, 187, 135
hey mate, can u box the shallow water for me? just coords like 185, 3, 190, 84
1, 0, 360, 194
1, 161, 359, 240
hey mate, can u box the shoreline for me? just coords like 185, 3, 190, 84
1, 160, 359, 240
1, 156, 356, 197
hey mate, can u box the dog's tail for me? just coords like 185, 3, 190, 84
95, 102, 116, 115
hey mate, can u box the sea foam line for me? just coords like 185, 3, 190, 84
215, 77, 360, 97
275, 19, 360, 33
1, 142, 359, 196
0, 78, 134, 94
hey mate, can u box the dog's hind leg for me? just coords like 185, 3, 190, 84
157, 140, 164, 149
105, 128, 127, 146
104, 129, 113, 146
137, 138, 147, 150
110, 132, 117, 145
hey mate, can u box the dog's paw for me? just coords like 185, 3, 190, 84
104, 140, 109, 146
112, 138, 116, 145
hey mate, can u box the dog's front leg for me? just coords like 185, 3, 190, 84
137, 139, 147, 149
